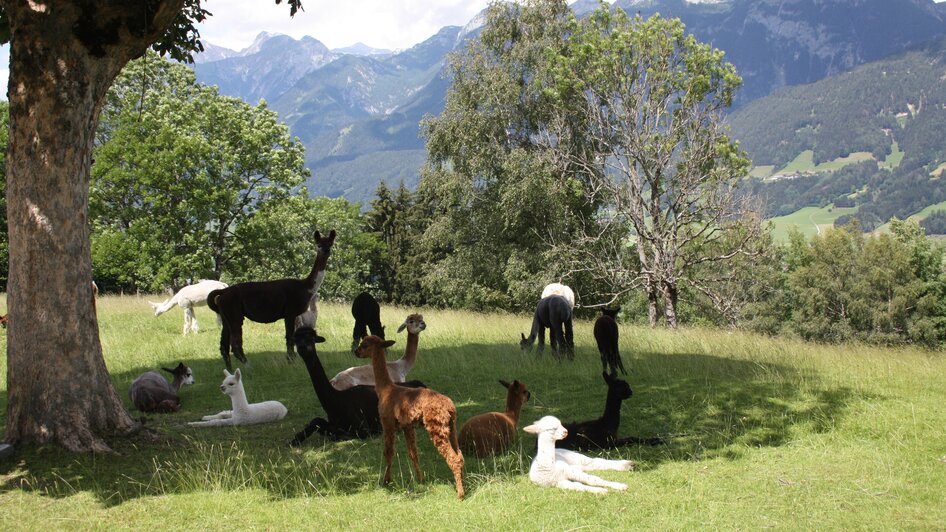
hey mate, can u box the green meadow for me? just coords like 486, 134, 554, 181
1, 296, 944, 529
768, 205, 858, 241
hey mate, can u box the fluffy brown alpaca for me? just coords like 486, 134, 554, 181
458, 379, 531, 458
355, 335, 465, 500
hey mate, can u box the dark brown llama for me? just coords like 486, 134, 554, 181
207, 230, 336, 371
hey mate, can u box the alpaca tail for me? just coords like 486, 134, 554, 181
449, 410, 461, 454
206, 290, 222, 313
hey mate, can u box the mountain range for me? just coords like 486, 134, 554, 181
190, 0, 946, 205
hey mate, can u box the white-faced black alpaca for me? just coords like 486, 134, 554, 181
524, 415, 634, 494
331, 313, 425, 390
541, 282, 575, 309
594, 307, 627, 375
128, 363, 194, 413
149, 280, 228, 335
188, 369, 287, 427
520, 295, 574, 358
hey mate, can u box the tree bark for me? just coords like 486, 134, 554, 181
663, 281, 679, 330
3, 0, 184, 452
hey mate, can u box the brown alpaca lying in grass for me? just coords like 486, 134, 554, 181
355, 335, 465, 500
458, 379, 530, 458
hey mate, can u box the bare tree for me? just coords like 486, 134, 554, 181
541, 9, 763, 327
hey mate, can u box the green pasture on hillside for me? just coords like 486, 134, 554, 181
775, 150, 875, 176
1, 296, 944, 529
767, 205, 858, 241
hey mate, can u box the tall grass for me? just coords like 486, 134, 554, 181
1, 295, 944, 529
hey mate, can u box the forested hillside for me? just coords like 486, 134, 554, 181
731, 37, 946, 229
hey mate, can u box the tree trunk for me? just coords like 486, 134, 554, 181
663, 281, 679, 330
3, 0, 185, 452
647, 281, 660, 327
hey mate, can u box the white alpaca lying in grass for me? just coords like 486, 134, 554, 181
524, 415, 634, 494
188, 369, 287, 427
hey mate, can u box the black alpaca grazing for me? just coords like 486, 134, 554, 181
594, 307, 627, 375
207, 230, 336, 371
558, 372, 664, 450
290, 327, 425, 445
520, 295, 574, 358
351, 291, 384, 351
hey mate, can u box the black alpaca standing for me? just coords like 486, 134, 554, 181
558, 372, 664, 450
594, 307, 627, 375
351, 291, 384, 351
520, 295, 574, 358
208, 230, 336, 371
290, 327, 426, 445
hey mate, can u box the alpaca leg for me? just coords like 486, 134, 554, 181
290, 417, 333, 446
563, 468, 628, 491
564, 319, 575, 359
426, 415, 465, 499
402, 426, 425, 483
555, 479, 609, 494
182, 308, 191, 335
382, 426, 397, 485
555, 448, 635, 471
219, 323, 234, 371
188, 417, 235, 428
283, 318, 296, 363
201, 410, 233, 421
189, 307, 200, 334
536, 327, 546, 355
230, 320, 249, 365
550, 324, 563, 358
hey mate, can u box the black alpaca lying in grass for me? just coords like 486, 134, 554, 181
520, 294, 574, 358
207, 230, 336, 371
558, 372, 665, 450
594, 307, 627, 375
290, 327, 425, 445
351, 291, 384, 351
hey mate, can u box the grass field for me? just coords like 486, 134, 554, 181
1, 296, 945, 529
768, 205, 858, 241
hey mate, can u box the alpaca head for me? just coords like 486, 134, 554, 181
293, 326, 327, 356
523, 415, 568, 441
220, 368, 245, 397
601, 306, 621, 318
354, 335, 396, 359
162, 362, 195, 385
603, 371, 632, 400
397, 314, 426, 335
314, 230, 337, 256
499, 379, 531, 406
519, 333, 531, 350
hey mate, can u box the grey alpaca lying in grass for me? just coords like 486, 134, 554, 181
128, 362, 194, 413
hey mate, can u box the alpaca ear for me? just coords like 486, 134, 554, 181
314, 230, 321, 241
602, 371, 613, 383
499, 379, 511, 389
223, 369, 231, 377
523, 423, 542, 434
234, 368, 242, 381
314, 335, 327, 343
381, 339, 396, 348
328, 229, 337, 241
397, 321, 407, 333
520, 333, 526, 341
161, 367, 174, 374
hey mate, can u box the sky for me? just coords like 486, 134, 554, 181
196, 0, 492, 52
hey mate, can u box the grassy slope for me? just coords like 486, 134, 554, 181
768, 205, 858, 241
1, 296, 944, 529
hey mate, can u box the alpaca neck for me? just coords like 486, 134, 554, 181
171, 375, 184, 393
300, 345, 335, 407
399, 332, 419, 366
505, 396, 525, 426
229, 385, 250, 412
601, 389, 625, 430
369, 348, 394, 392
304, 250, 330, 289
535, 434, 558, 463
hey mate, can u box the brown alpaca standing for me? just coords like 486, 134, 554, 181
355, 335, 465, 499
458, 379, 531, 458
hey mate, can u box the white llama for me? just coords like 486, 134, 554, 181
149, 279, 228, 335
188, 369, 287, 427
541, 283, 575, 309
524, 415, 634, 494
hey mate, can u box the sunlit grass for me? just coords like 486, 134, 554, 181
1, 295, 944, 529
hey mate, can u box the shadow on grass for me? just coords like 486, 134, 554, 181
0, 342, 857, 505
